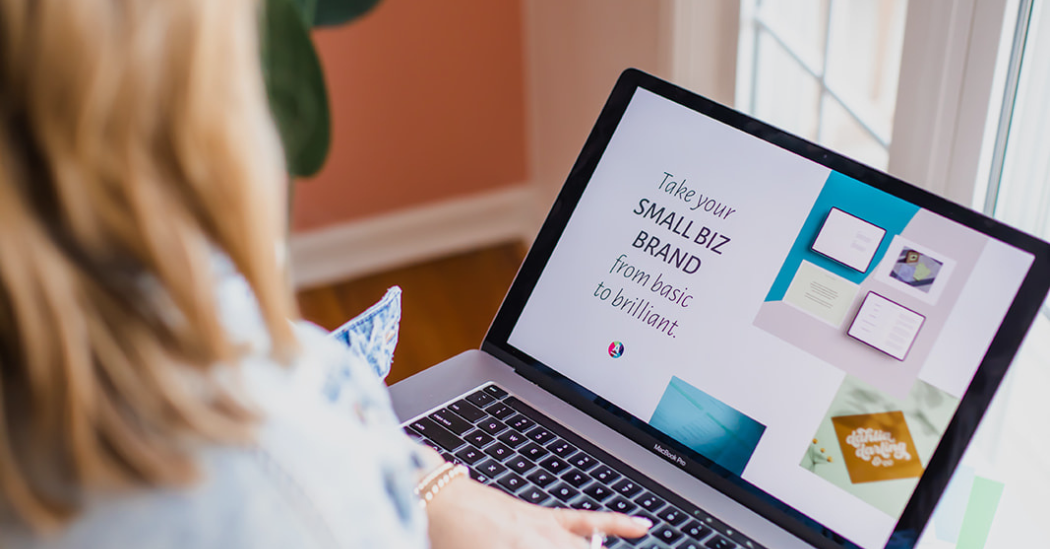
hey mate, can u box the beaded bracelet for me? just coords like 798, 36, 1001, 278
413, 462, 468, 509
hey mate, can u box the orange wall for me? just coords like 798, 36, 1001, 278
292, 0, 528, 232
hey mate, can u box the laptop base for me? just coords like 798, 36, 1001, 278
389, 350, 811, 549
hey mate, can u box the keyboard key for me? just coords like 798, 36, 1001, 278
569, 452, 597, 471
637, 541, 669, 549
607, 496, 637, 514
651, 525, 683, 544
518, 485, 549, 505
539, 455, 570, 474
463, 429, 494, 448
676, 542, 703, 549
448, 399, 487, 423
486, 402, 516, 420
612, 478, 643, 498
468, 469, 490, 483
583, 483, 614, 502
484, 442, 514, 461
477, 418, 508, 436
635, 492, 666, 513
453, 446, 485, 465
560, 469, 591, 488
496, 472, 527, 492
506, 455, 535, 475
549, 482, 580, 502
483, 385, 509, 399
571, 497, 601, 511
591, 465, 620, 484
680, 521, 711, 540
476, 458, 507, 478
526, 469, 557, 487
497, 430, 528, 448
548, 439, 578, 458
465, 390, 495, 408
703, 535, 736, 549
656, 506, 688, 527
507, 414, 536, 432
520, 442, 549, 461
430, 409, 473, 435
527, 427, 557, 445
409, 417, 464, 452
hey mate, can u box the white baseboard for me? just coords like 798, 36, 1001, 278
290, 186, 539, 289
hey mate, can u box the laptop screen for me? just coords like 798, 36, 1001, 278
487, 71, 1050, 549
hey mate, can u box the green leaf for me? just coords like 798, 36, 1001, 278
287, 0, 318, 28
313, 0, 381, 27
261, 0, 331, 177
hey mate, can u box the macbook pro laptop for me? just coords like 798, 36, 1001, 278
388, 69, 1050, 549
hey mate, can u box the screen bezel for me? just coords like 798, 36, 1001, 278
483, 68, 1050, 549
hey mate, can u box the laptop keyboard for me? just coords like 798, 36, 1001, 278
402, 383, 766, 549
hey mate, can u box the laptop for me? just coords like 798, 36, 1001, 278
388, 69, 1050, 549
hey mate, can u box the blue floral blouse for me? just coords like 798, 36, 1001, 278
1, 266, 429, 549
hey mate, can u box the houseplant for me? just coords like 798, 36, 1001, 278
261, 0, 381, 178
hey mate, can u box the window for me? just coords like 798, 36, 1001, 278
986, 0, 1050, 247
732, 0, 1012, 207
736, 0, 908, 170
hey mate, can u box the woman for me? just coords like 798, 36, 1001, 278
0, 0, 649, 547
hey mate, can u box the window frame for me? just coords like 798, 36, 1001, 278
669, 0, 1016, 209
887, 0, 1016, 207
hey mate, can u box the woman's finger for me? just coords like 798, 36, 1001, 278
552, 508, 652, 539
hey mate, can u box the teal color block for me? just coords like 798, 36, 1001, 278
649, 376, 766, 476
765, 171, 920, 302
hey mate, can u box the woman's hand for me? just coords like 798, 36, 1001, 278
426, 475, 651, 549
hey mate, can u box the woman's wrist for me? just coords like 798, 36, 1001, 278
413, 444, 448, 480
414, 462, 469, 509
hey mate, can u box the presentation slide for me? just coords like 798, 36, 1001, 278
507, 88, 1035, 548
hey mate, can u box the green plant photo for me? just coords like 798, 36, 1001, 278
261, 0, 381, 178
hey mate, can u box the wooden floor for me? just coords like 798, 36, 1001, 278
296, 241, 527, 384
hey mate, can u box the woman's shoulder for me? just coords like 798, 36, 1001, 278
1, 319, 426, 549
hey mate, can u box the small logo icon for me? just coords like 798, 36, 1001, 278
608, 341, 624, 358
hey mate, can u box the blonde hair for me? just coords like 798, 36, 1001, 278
0, 0, 298, 530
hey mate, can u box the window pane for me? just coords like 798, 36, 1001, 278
819, 94, 888, 169
824, 0, 908, 142
740, 0, 908, 166
994, 1, 1050, 241
755, 0, 829, 72
753, 31, 821, 141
